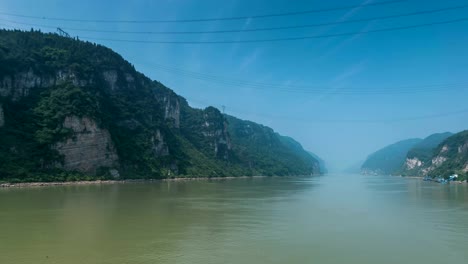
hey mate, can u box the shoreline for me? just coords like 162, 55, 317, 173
0, 175, 286, 188
396, 175, 467, 184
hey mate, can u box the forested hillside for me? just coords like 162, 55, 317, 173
361, 138, 422, 175
0, 29, 321, 182
400, 132, 453, 176
361, 131, 467, 180
421, 131, 468, 180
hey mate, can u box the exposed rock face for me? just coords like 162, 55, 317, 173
420, 155, 448, 175
432, 155, 447, 166
398, 132, 455, 176
124, 73, 136, 90
441, 145, 449, 153
103, 70, 118, 91
0, 30, 322, 180
0, 103, 4, 127
417, 132, 468, 176
360, 138, 422, 175
109, 169, 120, 179
102, 70, 136, 91
151, 129, 169, 157
0, 69, 89, 100
202, 111, 231, 160
163, 95, 180, 128
405, 157, 423, 170
459, 143, 468, 154
0, 67, 136, 96
54, 116, 118, 174
214, 120, 231, 160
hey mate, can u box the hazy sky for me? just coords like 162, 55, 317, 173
1, 0, 468, 170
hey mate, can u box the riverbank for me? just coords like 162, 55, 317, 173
396, 175, 467, 184
0, 175, 277, 188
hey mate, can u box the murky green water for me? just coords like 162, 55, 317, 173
1, 174, 468, 264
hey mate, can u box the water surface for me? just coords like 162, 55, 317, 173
1, 174, 468, 263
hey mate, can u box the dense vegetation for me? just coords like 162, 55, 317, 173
400, 132, 453, 176
361, 138, 422, 175
307, 151, 328, 174
406, 132, 453, 163
361, 131, 467, 180
225, 116, 321, 176
428, 131, 468, 180
0, 29, 321, 182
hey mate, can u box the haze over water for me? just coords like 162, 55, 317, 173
1, 174, 468, 264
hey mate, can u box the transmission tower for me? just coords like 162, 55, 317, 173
56, 27, 71, 38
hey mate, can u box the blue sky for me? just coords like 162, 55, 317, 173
1, 0, 468, 170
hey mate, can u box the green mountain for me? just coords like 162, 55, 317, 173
307, 151, 327, 174
401, 132, 453, 175
0, 29, 321, 182
361, 138, 422, 175
421, 131, 468, 180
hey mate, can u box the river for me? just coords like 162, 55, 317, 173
1, 174, 468, 263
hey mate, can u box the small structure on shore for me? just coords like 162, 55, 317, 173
449, 174, 458, 181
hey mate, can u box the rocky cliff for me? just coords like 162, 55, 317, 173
361, 131, 467, 179
0, 29, 321, 181
419, 131, 468, 179
54, 116, 119, 174
400, 132, 453, 176
361, 138, 422, 175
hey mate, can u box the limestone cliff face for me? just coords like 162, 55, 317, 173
196, 107, 231, 160
0, 69, 90, 100
419, 131, 468, 176
0, 66, 143, 102
163, 95, 180, 128
202, 114, 231, 160
399, 132, 454, 176
0, 103, 4, 127
0, 30, 322, 180
54, 116, 118, 174
404, 157, 423, 170
102, 70, 137, 91
151, 129, 169, 157
153, 84, 181, 128
360, 138, 422, 175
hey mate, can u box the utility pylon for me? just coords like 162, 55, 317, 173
56, 27, 70, 38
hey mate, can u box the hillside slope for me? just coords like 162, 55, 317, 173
0, 29, 320, 182
361, 138, 422, 175
307, 151, 327, 174
401, 132, 453, 176
420, 131, 468, 179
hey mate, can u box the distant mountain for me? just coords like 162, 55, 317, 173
307, 151, 327, 174
419, 131, 468, 180
0, 29, 320, 182
361, 139, 422, 175
224, 117, 321, 176
401, 132, 453, 175
344, 160, 364, 174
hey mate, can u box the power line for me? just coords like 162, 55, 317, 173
148, 63, 468, 94
2, 21, 464, 95
249, 108, 468, 123
76, 17, 468, 44
189, 98, 468, 123
0, 0, 405, 24
1, 5, 466, 35
1, 25, 466, 95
